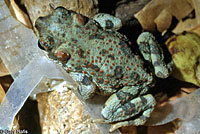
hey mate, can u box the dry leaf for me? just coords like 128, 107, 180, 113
21, 0, 99, 26
135, 0, 194, 32
0, 84, 5, 103
5, 0, 32, 28
166, 32, 200, 86
0, 58, 10, 77
120, 126, 137, 134
148, 121, 179, 134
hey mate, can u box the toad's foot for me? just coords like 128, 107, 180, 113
94, 93, 156, 132
109, 107, 154, 132
99, 85, 156, 132
69, 72, 96, 100
93, 13, 122, 31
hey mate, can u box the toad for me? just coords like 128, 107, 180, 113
35, 7, 173, 132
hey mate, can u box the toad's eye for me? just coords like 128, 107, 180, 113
38, 40, 45, 50
38, 40, 53, 51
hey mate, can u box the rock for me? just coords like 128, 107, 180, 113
115, 0, 150, 24
37, 89, 100, 134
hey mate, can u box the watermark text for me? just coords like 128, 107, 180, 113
0, 129, 28, 134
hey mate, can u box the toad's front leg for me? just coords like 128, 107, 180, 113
99, 86, 156, 132
137, 32, 173, 78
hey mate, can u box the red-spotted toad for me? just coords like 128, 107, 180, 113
35, 7, 173, 132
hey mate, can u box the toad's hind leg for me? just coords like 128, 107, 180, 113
137, 32, 173, 78
100, 86, 156, 130
109, 108, 154, 132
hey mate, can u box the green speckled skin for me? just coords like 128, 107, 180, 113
35, 7, 172, 132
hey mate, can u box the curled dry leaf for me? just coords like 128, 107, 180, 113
5, 0, 99, 29
0, 58, 10, 77
5, 0, 32, 28
135, 0, 196, 32
0, 84, 5, 103
173, 0, 200, 34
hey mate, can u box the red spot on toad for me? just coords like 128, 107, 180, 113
104, 80, 109, 83
123, 83, 127, 86
106, 74, 111, 76
94, 68, 99, 71
115, 85, 119, 88
90, 72, 95, 75
100, 70, 104, 73
88, 63, 93, 67
82, 71, 87, 74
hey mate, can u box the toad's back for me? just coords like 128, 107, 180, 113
35, 7, 153, 95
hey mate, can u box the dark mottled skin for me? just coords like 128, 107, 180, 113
35, 7, 172, 132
